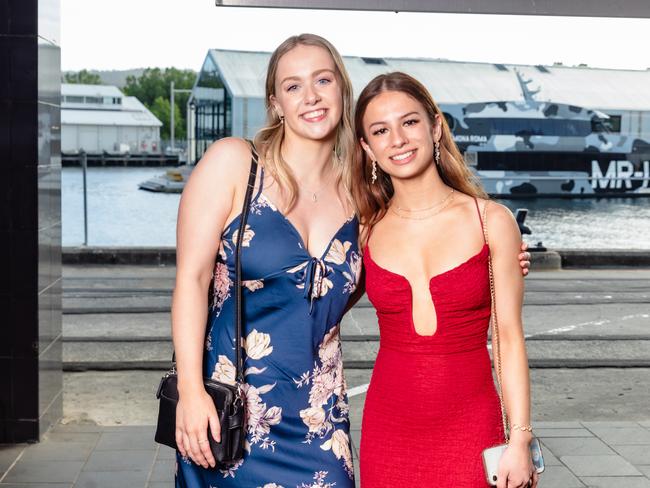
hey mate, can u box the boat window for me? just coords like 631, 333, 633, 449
466, 118, 592, 137
601, 115, 621, 133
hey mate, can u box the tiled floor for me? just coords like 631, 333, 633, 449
2, 420, 650, 487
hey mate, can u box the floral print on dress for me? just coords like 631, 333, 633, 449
213, 329, 283, 478
294, 325, 353, 478
243, 279, 264, 292
286, 239, 360, 299
250, 193, 278, 215
342, 251, 361, 295
210, 262, 232, 316
257, 471, 337, 488
232, 224, 255, 247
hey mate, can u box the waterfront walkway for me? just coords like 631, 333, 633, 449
1, 263, 649, 487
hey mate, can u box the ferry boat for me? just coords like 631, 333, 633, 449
443, 72, 650, 197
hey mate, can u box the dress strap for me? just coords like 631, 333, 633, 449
364, 224, 375, 250
474, 197, 489, 245
246, 138, 265, 203
252, 166, 265, 202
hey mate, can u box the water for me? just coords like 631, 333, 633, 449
62, 167, 650, 249
63, 167, 180, 247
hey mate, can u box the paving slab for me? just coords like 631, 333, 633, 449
156, 446, 176, 460
0, 484, 72, 488
561, 454, 642, 476
580, 476, 650, 488
536, 428, 594, 438
611, 445, 650, 466
82, 449, 155, 472
19, 441, 94, 462
540, 437, 617, 457
2, 460, 85, 484
537, 465, 585, 487
94, 430, 157, 451
538, 442, 562, 466
584, 426, 650, 446
0, 446, 25, 475
536, 421, 584, 428
73, 470, 149, 488
149, 458, 175, 482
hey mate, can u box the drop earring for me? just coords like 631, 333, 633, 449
434, 141, 441, 166
279, 115, 284, 125
371, 161, 378, 184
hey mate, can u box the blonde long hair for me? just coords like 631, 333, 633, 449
253, 34, 355, 212
352, 72, 487, 235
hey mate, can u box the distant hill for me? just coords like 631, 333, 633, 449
93, 69, 146, 88
62, 68, 196, 88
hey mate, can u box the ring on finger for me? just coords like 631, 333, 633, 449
198, 439, 209, 444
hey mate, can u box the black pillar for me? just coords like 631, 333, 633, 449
0, 0, 62, 442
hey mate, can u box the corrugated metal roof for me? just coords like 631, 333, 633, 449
62, 96, 162, 127
207, 49, 650, 111
515, 65, 650, 111
61, 83, 123, 98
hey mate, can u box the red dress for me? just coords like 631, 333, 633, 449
360, 200, 504, 487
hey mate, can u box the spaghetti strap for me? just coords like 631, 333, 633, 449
364, 225, 376, 250
252, 165, 265, 202
474, 198, 489, 245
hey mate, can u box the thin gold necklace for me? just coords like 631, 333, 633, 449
390, 189, 455, 220
301, 170, 335, 203
393, 188, 455, 212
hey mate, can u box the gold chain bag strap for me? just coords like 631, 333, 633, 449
480, 201, 544, 486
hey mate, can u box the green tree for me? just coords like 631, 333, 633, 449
150, 96, 184, 140
124, 68, 196, 142
63, 69, 102, 84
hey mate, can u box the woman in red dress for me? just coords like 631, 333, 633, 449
352, 72, 539, 488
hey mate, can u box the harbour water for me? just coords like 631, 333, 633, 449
62, 167, 650, 249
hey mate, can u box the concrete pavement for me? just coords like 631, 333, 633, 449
1, 263, 649, 487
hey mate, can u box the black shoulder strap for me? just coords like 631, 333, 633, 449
171, 141, 259, 383
234, 141, 259, 383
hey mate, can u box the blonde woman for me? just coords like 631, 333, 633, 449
172, 34, 359, 487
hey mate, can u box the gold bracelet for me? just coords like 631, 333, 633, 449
510, 424, 533, 433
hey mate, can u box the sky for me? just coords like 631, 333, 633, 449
61, 0, 650, 73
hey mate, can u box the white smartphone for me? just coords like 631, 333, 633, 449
483, 437, 545, 486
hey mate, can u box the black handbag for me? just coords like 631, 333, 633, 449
154, 142, 259, 466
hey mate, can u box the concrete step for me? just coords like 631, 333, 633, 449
63, 337, 650, 371
62, 287, 650, 314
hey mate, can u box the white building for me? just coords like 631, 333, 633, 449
61, 84, 162, 154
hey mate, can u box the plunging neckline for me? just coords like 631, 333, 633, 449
364, 243, 489, 337
364, 243, 489, 284
261, 193, 357, 261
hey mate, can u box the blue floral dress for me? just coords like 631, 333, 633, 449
176, 167, 360, 488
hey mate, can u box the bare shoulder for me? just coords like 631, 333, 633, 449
179, 137, 256, 224
192, 137, 253, 181
482, 200, 520, 246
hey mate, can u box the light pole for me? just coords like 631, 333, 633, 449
170, 81, 192, 152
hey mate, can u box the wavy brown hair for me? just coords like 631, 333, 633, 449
253, 34, 355, 212
352, 72, 487, 236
